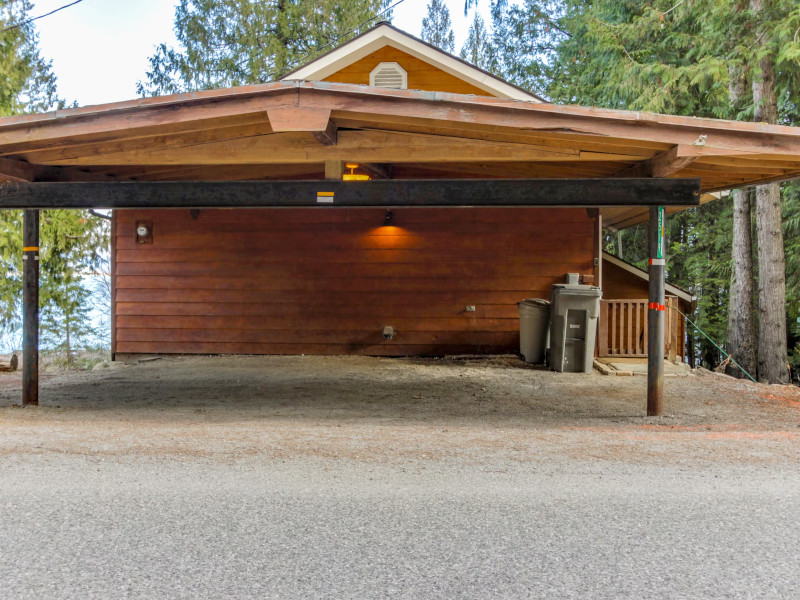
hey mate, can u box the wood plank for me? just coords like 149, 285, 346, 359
114, 261, 589, 279
113, 206, 592, 226
116, 301, 521, 319
626, 301, 632, 355
32, 130, 581, 166
114, 275, 566, 293
114, 341, 516, 357
598, 301, 609, 356
116, 315, 520, 332
611, 301, 617, 355
115, 327, 516, 344
113, 231, 595, 252
115, 288, 543, 305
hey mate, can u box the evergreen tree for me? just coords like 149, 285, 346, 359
519, 0, 799, 381
0, 0, 62, 115
421, 0, 455, 53
137, 0, 389, 96
459, 12, 495, 71
488, 0, 566, 97
0, 2, 106, 360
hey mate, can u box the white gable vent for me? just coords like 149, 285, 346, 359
369, 62, 407, 89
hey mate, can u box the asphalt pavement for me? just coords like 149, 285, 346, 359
1, 456, 797, 599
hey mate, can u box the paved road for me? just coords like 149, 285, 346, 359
1, 457, 798, 599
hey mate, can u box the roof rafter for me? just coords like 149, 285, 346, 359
614, 145, 696, 178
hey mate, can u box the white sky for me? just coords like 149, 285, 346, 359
31, 0, 492, 107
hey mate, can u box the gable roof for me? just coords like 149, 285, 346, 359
603, 252, 695, 304
281, 22, 544, 102
2, 80, 800, 229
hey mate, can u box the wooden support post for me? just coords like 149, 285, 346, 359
324, 160, 344, 180
647, 205, 665, 416
22, 209, 39, 406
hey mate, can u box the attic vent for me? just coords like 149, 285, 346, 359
369, 62, 408, 89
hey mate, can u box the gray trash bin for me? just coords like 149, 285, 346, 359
549, 284, 602, 373
518, 298, 550, 364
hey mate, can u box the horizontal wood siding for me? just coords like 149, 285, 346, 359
113, 208, 595, 356
324, 46, 493, 96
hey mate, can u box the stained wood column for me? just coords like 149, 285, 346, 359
647, 205, 665, 416
22, 209, 39, 406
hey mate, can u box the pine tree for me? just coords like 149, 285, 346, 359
459, 12, 495, 71
488, 0, 566, 97
0, 0, 62, 115
1, 2, 106, 360
137, 0, 388, 96
421, 0, 455, 53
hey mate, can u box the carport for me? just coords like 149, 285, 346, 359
2, 81, 800, 415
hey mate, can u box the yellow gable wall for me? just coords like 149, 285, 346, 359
323, 46, 494, 96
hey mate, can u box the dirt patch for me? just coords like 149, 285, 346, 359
1, 355, 799, 465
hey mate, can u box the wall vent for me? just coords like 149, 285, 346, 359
369, 62, 408, 89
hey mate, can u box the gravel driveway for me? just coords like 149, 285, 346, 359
1, 355, 799, 599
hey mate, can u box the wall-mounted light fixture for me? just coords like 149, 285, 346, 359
383, 210, 394, 226
136, 220, 153, 244
343, 162, 370, 181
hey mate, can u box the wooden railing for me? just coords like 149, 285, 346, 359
598, 297, 683, 360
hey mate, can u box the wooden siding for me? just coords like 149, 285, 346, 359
323, 46, 493, 96
113, 207, 595, 356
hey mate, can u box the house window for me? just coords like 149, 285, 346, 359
369, 62, 408, 90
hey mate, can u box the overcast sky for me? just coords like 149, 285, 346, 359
30, 0, 491, 107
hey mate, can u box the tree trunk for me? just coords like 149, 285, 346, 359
726, 188, 757, 378
750, 0, 789, 383
755, 181, 788, 383
725, 61, 757, 379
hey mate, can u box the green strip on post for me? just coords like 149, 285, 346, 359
657, 205, 664, 260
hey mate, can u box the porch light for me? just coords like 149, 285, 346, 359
343, 162, 370, 181
383, 210, 394, 226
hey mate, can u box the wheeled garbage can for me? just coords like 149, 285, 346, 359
517, 298, 550, 364
549, 283, 602, 373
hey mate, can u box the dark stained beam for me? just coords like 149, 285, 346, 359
647, 205, 666, 416
0, 178, 701, 209
615, 146, 696, 178
22, 209, 39, 406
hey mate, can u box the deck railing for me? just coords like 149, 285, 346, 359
598, 297, 683, 360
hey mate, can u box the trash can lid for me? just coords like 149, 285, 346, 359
551, 284, 602, 296
518, 298, 550, 307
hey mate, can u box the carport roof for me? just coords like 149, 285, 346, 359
1, 80, 800, 228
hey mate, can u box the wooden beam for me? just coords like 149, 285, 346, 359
34, 130, 582, 167
0, 86, 296, 152
359, 163, 391, 179
0, 156, 36, 181
614, 146, 696, 178
0, 156, 122, 182
324, 160, 344, 180
266, 107, 337, 146
0, 178, 701, 210
300, 85, 800, 155
311, 120, 337, 146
